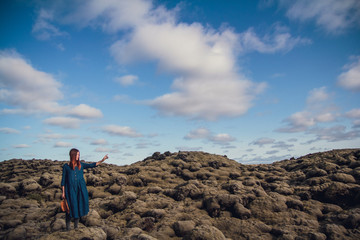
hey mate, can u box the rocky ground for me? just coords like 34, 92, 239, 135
0, 149, 360, 240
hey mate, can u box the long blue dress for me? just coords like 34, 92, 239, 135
61, 162, 97, 218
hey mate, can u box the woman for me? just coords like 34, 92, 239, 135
61, 148, 108, 230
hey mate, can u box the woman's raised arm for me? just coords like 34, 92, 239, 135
96, 154, 109, 166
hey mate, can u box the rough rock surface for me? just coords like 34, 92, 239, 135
1, 149, 360, 239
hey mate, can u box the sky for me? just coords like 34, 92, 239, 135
0, 0, 360, 165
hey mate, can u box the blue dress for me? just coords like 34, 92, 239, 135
61, 162, 97, 218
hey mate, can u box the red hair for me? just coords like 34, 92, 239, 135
69, 148, 81, 170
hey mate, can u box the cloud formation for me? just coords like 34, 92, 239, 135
0, 128, 20, 134
276, 87, 360, 143
43, 117, 82, 129
282, 0, 360, 34
277, 87, 336, 133
0, 50, 64, 115
0, 50, 103, 129
54, 141, 73, 148
13, 144, 30, 148
102, 125, 143, 138
39, 0, 312, 120
68, 104, 103, 119
115, 75, 139, 86
184, 127, 236, 146
110, 20, 265, 120
307, 125, 360, 143
251, 137, 276, 147
239, 24, 311, 53
32, 9, 68, 40
91, 139, 109, 145
338, 56, 360, 91
346, 108, 360, 128
250, 137, 294, 151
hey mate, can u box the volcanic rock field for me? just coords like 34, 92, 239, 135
0, 149, 360, 239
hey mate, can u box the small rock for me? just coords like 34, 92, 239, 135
233, 202, 251, 219
323, 224, 347, 240
108, 183, 122, 195
331, 173, 356, 183
286, 199, 304, 211
147, 186, 162, 194
173, 220, 195, 237
185, 225, 226, 240
82, 209, 103, 227
142, 209, 166, 221
20, 179, 42, 192
39, 173, 53, 187
344, 214, 360, 229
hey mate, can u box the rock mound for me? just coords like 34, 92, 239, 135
1, 149, 360, 239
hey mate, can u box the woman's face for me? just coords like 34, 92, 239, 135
76, 152, 80, 161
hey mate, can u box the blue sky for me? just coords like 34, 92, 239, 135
1, 0, 359, 165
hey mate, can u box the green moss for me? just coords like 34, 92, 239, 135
27, 193, 43, 204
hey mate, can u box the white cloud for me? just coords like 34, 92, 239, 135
0, 50, 64, 115
346, 108, 360, 128
338, 56, 360, 91
239, 24, 311, 53
271, 141, 294, 150
176, 146, 203, 151
110, 20, 267, 120
91, 139, 108, 145
56, 43, 65, 51
307, 125, 360, 142
54, 141, 73, 148
251, 137, 276, 146
277, 87, 337, 133
346, 108, 360, 119
306, 86, 330, 104
61, 0, 154, 32
184, 128, 211, 140
0, 50, 103, 118
275, 88, 359, 142
38, 133, 78, 140
210, 134, 236, 144
102, 125, 142, 138
266, 150, 279, 155
68, 104, 103, 119
13, 144, 30, 148
0, 49, 103, 129
283, 0, 360, 34
94, 147, 110, 153
315, 113, 336, 123
94, 147, 119, 153
43, 117, 82, 129
184, 127, 236, 145
135, 140, 160, 149
33, 0, 312, 121
277, 111, 316, 133
353, 120, 360, 128
32, 9, 68, 40
115, 75, 138, 86
249, 137, 294, 154
113, 94, 131, 102
48, 0, 269, 120
0, 128, 20, 134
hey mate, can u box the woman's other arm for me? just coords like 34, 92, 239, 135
61, 165, 66, 199
62, 186, 65, 199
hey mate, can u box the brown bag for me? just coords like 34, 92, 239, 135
61, 199, 70, 213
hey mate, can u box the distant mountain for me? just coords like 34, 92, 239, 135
1, 149, 359, 239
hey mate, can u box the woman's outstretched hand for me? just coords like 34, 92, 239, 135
96, 154, 109, 166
